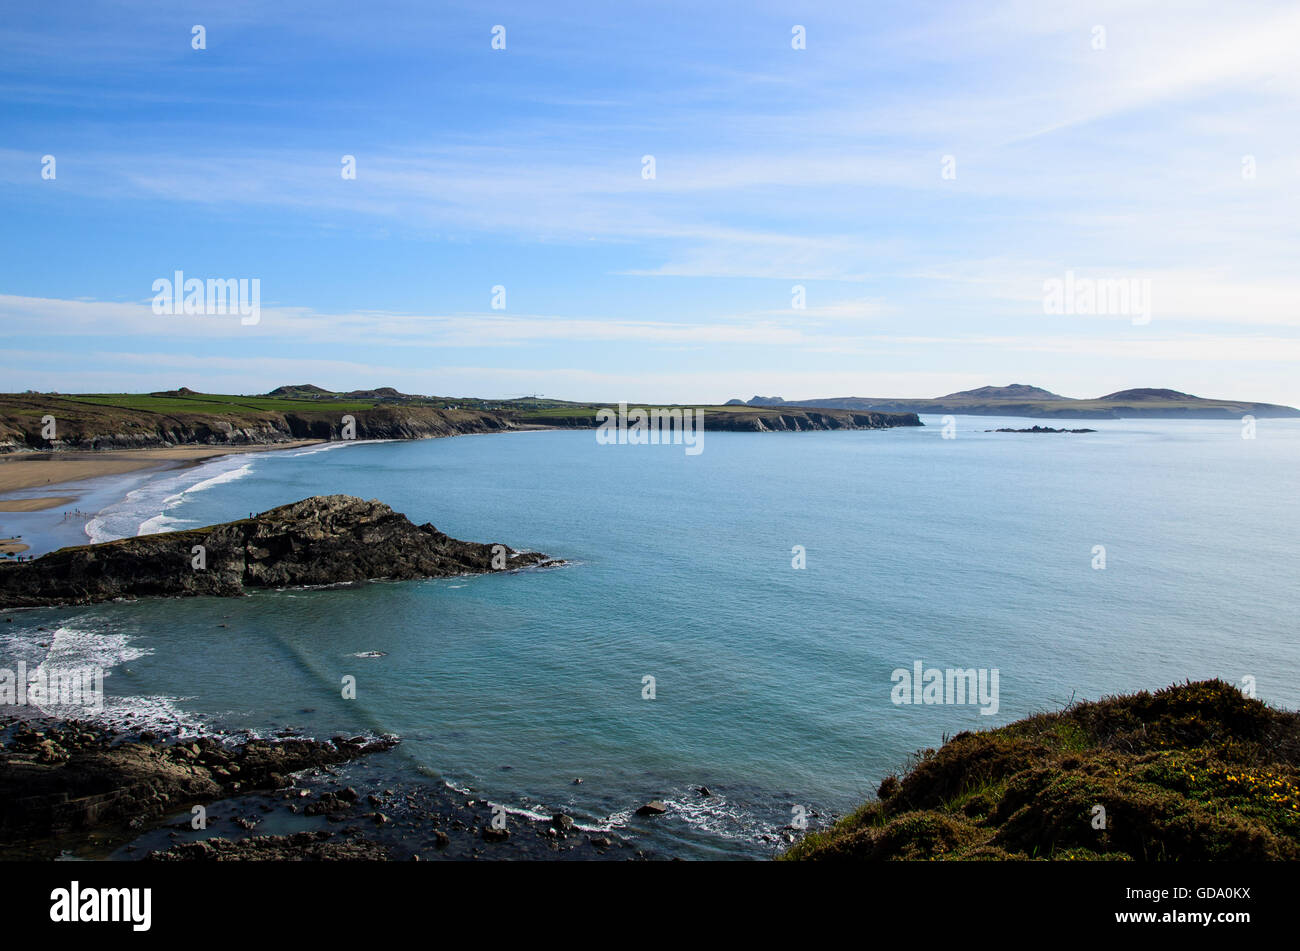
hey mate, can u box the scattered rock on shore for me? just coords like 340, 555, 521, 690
0, 717, 397, 856
147, 830, 391, 861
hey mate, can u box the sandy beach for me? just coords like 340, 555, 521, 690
0, 442, 323, 510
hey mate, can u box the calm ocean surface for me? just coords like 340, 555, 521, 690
5, 415, 1298, 857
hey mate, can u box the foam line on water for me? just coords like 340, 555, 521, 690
86, 454, 257, 543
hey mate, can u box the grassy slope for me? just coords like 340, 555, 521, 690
59, 393, 380, 413
784, 680, 1300, 861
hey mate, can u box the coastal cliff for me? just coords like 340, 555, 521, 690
0, 392, 921, 454
534, 407, 922, 433
0, 495, 556, 608
0, 397, 516, 453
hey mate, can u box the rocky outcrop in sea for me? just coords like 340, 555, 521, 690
0, 495, 557, 608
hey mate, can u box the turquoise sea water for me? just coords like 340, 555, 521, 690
3, 416, 1298, 857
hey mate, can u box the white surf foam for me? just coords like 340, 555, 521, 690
85, 454, 256, 543
136, 514, 192, 536
181, 462, 253, 495
289, 440, 384, 457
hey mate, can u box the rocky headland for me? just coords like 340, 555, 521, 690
0, 495, 557, 608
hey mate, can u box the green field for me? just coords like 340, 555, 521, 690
57, 393, 379, 414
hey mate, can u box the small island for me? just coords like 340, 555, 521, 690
985, 426, 1097, 433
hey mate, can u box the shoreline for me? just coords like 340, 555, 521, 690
0, 716, 642, 861
0, 441, 324, 507
0, 441, 324, 560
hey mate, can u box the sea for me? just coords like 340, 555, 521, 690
2, 415, 1297, 858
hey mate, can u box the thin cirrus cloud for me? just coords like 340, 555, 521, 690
0, 0, 1296, 403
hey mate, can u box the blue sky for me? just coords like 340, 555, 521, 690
2, 0, 1298, 404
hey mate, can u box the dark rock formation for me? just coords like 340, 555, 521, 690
147, 830, 392, 861
987, 426, 1097, 433
0, 718, 397, 853
0, 495, 557, 608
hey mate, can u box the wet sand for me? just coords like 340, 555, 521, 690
0, 442, 323, 504
0, 496, 76, 513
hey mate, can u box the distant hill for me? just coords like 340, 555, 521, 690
938, 384, 1066, 401
265, 384, 427, 403
267, 384, 333, 398
727, 384, 1300, 419
340, 387, 417, 401
1098, 388, 1195, 401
